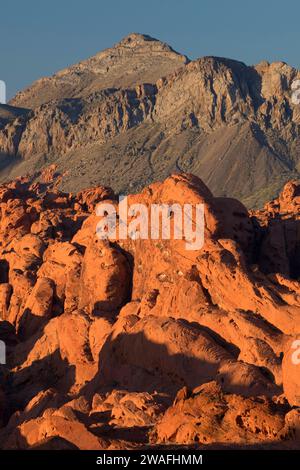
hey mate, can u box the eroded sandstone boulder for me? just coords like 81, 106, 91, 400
282, 338, 300, 406
153, 381, 289, 446
0, 172, 299, 449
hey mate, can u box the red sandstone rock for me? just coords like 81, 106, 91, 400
0, 173, 299, 450
76, 186, 115, 212
282, 338, 300, 407
78, 239, 130, 314
153, 381, 289, 446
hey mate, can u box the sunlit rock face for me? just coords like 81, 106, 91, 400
0, 171, 299, 449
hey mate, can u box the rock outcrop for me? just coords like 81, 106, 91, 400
0, 171, 300, 449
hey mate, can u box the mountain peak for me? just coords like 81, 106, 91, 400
113, 32, 187, 58
118, 32, 159, 45
10, 34, 188, 109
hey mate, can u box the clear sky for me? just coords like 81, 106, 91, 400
1, 0, 299, 99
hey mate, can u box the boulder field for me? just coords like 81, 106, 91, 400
0, 169, 300, 449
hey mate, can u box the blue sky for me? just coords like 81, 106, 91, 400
1, 0, 299, 99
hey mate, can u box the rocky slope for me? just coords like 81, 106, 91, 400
1, 33, 300, 207
0, 169, 300, 449
10, 33, 188, 109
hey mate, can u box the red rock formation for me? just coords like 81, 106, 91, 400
0, 171, 300, 449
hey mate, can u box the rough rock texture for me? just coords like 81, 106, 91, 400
0, 171, 300, 449
1, 34, 300, 207
10, 33, 188, 109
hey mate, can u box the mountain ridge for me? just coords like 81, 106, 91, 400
10, 33, 189, 109
1, 33, 300, 208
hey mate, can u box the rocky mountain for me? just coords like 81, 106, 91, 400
0, 170, 300, 449
1, 33, 300, 208
10, 33, 188, 109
